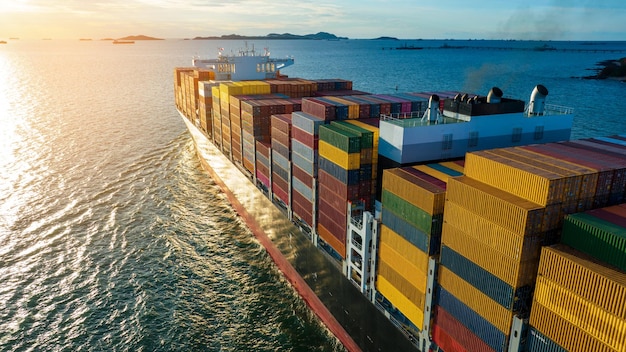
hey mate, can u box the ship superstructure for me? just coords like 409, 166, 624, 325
174, 48, 626, 352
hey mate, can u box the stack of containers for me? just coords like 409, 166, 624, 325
345, 118, 380, 199
316, 124, 363, 258
227, 81, 272, 164
377, 166, 448, 331
436, 145, 600, 351
239, 99, 301, 174
524, 137, 626, 351
255, 140, 271, 192
211, 85, 223, 148
218, 82, 245, 157
198, 81, 218, 135
528, 240, 626, 351
331, 121, 375, 210
271, 114, 292, 207
290, 111, 325, 229
173, 68, 194, 119
173, 68, 213, 122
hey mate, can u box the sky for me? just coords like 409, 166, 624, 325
1, 0, 625, 41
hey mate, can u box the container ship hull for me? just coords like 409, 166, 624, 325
180, 114, 420, 352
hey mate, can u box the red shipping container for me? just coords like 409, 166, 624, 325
292, 164, 315, 188
292, 126, 319, 149
432, 324, 467, 352
319, 169, 359, 200
434, 306, 495, 352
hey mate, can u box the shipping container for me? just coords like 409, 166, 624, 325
382, 189, 442, 236
561, 211, 626, 272
319, 124, 361, 153
533, 275, 626, 350
376, 261, 425, 330
434, 305, 496, 352
437, 286, 509, 352
530, 301, 615, 352
446, 176, 545, 236
465, 150, 567, 206
431, 324, 467, 352
381, 211, 431, 255
379, 241, 428, 293
383, 168, 446, 215
442, 222, 539, 289
318, 140, 361, 170
439, 265, 514, 335
443, 201, 543, 262
319, 156, 360, 186
379, 222, 430, 273
537, 245, 626, 321
317, 222, 346, 259
291, 111, 326, 135
440, 245, 517, 311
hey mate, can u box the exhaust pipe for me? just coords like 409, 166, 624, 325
529, 84, 549, 115
487, 87, 503, 103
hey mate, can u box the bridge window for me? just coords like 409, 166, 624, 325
512, 127, 522, 143
534, 126, 544, 140
468, 131, 479, 147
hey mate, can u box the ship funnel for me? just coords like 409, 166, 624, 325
423, 94, 440, 123
487, 87, 503, 104
528, 84, 549, 115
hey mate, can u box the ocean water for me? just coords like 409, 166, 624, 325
0, 38, 625, 351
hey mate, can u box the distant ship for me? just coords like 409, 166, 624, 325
113, 40, 134, 44
174, 45, 588, 352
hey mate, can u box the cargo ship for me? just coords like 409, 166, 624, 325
174, 47, 626, 352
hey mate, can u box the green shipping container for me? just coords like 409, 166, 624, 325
561, 212, 626, 272
319, 124, 361, 153
381, 189, 442, 235
330, 120, 374, 149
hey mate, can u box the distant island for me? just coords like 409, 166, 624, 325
585, 58, 626, 81
101, 35, 163, 41
192, 32, 347, 40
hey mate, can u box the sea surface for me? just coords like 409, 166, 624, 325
0, 38, 625, 351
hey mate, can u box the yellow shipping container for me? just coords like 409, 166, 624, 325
465, 150, 566, 206
382, 168, 446, 215
376, 275, 424, 330
318, 140, 361, 170
538, 245, 626, 320
514, 146, 600, 202
438, 266, 513, 334
443, 201, 543, 261
487, 148, 583, 204
446, 176, 545, 236
534, 275, 626, 350
442, 222, 540, 288
377, 259, 426, 311
530, 301, 616, 352
380, 224, 430, 273
379, 241, 428, 292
